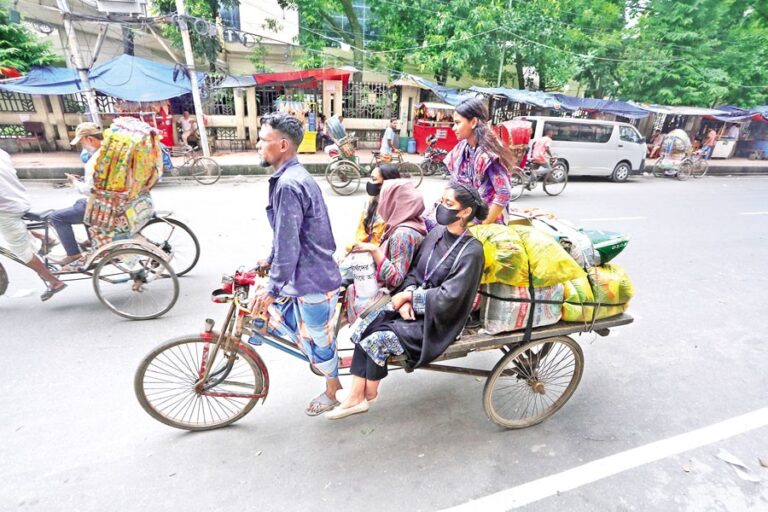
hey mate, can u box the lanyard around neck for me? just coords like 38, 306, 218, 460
423, 229, 468, 285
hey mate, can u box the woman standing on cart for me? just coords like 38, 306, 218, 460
327, 183, 487, 419
445, 97, 516, 225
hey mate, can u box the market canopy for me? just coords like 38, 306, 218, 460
214, 75, 258, 89
395, 74, 476, 106
553, 94, 651, 119
629, 103, 729, 117
0, 55, 205, 101
252, 68, 353, 88
711, 105, 768, 123
470, 86, 561, 109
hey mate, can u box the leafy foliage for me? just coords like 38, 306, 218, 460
0, 7, 62, 71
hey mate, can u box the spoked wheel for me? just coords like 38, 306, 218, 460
677, 159, 693, 181
137, 217, 200, 276
135, 336, 267, 431
192, 157, 221, 185
0, 262, 8, 297
507, 167, 526, 202
398, 162, 424, 189
483, 336, 584, 429
692, 159, 708, 178
652, 158, 666, 177
420, 159, 437, 176
93, 248, 179, 320
329, 161, 361, 195
543, 162, 568, 196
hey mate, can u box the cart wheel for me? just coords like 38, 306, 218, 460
398, 162, 423, 189
192, 157, 221, 185
0, 262, 8, 297
677, 159, 693, 181
483, 336, 584, 429
652, 158, 665, 177
329, 161, 361, 195
543, 162, 568, 196
507, 167, 526, 202
137, 217, 200, 276
134, 336, 267, 431
692, 158, 708, 178
93, 248, 179, 320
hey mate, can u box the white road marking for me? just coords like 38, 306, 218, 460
579, 216, 647, 221
739, 211, 768, 216
441, 407, 768, 511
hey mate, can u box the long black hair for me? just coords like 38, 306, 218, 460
450, 182, 490, 223
363, 163, 401, 236
455, 97, 516, 173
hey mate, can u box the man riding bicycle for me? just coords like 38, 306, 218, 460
530, 128, 554, 174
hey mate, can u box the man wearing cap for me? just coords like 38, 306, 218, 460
0, 149, 67, 300
48, 122, 103, 267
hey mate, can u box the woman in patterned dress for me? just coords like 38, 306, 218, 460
444, 97, 516, 225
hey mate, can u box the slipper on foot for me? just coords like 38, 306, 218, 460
305, 392, 340, 416
326, 400, 369, 420
41, 283, 67, 302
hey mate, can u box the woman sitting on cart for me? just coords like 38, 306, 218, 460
327, 183, 487, 419
343, 178, 427, 324
349, 163, 401, 247
444, 97, 516, 225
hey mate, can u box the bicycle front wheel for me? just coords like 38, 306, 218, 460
138, 217, 200, 276
135, 336, 267, 431
93, 248, 179, 320
652, 158, 665, 177
693, 159, 708, 178
543, 162, 568, 196
677, 159, 693, 181
507, 167, 526, 202
192, 157, 221, 185
398, 162, 423, 189
328, 161, 361, 195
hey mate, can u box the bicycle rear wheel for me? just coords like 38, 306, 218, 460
543, 162, 568, 196
692, 158, 708, 178
0, 262, 8, 297
677, 159, 693, 180
93, 248, 179, 320
135, 336, 267, 431
507, 167, 526, 202
138, 217, 200, 277
398, 162, 423, 189
192, 157, 221, 185
652, 158, 666, 177
328, 161, 361, 195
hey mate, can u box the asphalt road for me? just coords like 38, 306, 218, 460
2, 173, 767, 511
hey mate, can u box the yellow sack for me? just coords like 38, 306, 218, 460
470, 224, 585, 287
562, 263, 634, 321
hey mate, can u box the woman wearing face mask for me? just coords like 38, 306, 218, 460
344, 179, 427, 324
444, 97, 516, 225
327, 183, 487, 419
349, 164, 401, 248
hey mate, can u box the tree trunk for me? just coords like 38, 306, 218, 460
515, 53, 525, 89
339, 0, 365, 80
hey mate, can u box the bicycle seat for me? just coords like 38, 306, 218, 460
22, 210, 55, 221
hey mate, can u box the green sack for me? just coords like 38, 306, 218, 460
582, 229, 630, 265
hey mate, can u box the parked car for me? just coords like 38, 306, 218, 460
518, 116, 646, 182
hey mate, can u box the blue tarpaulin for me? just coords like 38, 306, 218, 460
0, 55, 205, 101
553, 94, 651, 119
394, 74, 476, 106
470, 86, 561, 109
711, 105, 768, 123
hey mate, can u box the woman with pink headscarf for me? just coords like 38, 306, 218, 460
345, 179, 427, 324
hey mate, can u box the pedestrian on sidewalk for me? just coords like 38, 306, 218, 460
0, 149, 67, 300
252, 112, 344, 416
701, 127, 717, 160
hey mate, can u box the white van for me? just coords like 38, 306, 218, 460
518, 116, 646, 182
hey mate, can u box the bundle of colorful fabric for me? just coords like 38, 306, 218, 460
85, 117, 160, 247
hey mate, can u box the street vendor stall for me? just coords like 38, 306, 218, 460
413, 102, 458, 154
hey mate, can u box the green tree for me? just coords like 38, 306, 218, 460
0, 7, 62, 72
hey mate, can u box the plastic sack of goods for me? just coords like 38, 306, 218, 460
479, 283, 564, 335
470, 224, 585, 288
562, 263, 634, 322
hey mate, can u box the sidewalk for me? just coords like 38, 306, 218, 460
9, 149, 768, 179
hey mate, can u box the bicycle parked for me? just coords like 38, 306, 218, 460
507, 156, 568, 202
160, 144, 221, 185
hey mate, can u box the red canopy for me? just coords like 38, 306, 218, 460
252, 68, 353, 89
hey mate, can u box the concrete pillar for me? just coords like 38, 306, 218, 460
234, 89, 246, 139
322, 80, 332, 117
31, 95, 56, 144
398, 85, 420, 137
48, 95, 71, 149
246, 87, 259, 144
333, 81, 343, 117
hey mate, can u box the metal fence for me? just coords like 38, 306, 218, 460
0, 91, 35, 112
0, 124, 27, 137
343, 82, 397, 119
62, 93, 117, 114
256, 86, 281, 116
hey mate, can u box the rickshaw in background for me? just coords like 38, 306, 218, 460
323, 116, 423, 195
497, 120, 568, 201
652, 129, 708, 180
0, 117, 193, 320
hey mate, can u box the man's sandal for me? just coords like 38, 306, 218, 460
41, 283, 67, 302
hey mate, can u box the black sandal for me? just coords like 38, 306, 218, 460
41, 283, 67, 302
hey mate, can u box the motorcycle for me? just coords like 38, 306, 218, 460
420, 135, 449, 177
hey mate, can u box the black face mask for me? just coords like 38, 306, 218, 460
436, 204, 461, 226
366, 182, 382, 196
